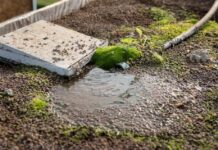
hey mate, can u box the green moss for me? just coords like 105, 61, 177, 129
87, 9, 218, 147
92, 45, 142, 69
151, 52, 165, 64
62, 126, 146, 143
62, 127, 141, 142
204, 112, 217, 125
147, 10, 217, 49
61, 126, 186, 146
135, 27, 143, 38
93, 128, 108, 137
116, 26, 135, 35
139, 134, 186, 150
195, 140, 214, 150
149, 7, 176, 24
148, 20, 194, 49
27, 95, 49, 117
62, 126, 90, 142
106, 8, 217, 78
15, 67, 40, 78
164, 54, 187, 76
120, 37, 139, 45
202, 21, 218, 34
203, 88, 218, 127
205, 88, 218, 102
15, 66, 49, 89
61, 125, 218, 149
204, 100, 217, 122
114, 8, 217, 52
15, 66, 48, 79
30, 97, 48, 111
119, 131, 145, 142
215, 130, 218, 137
197, 89, 218, 149
165, 138, 185, 150
147, 19, 217, 49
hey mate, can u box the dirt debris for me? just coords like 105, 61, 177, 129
0, 0, 218, 149
53, 0, 153, 40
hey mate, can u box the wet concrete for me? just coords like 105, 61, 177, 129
51, 68, 198, 134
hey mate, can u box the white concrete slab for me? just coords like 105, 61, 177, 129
0, 20, 108, 76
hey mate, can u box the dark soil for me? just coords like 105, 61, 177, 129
53, 0, 153, 40
140, 0, 218, 19
0, 0, 32, 23
54, 0, 217, 39
1, 0, 218, 149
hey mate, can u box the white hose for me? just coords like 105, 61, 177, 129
164, 0, 218, 50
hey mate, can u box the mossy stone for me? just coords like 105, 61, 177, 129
92, 45, 142, 69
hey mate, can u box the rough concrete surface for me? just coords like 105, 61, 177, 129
0, 20, 107, 76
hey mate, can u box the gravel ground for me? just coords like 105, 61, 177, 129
0, 0, 217, 149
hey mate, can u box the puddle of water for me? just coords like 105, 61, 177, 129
52, 68, 141, 111
51, 68, 191, 133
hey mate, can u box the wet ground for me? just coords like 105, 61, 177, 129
51, 67, 201, 134
52, 68, 164, 130
52, 68, 136, 111
52, 0, 218, 136
0, 0, 218, 149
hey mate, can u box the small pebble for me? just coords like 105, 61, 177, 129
4, 88, 14, 97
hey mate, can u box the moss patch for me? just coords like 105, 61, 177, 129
15, 66, 49, 83
201, 21, 218, 35
151, 52, 165, 65
109, 8, 218, 73
147, 19, 218, 49
27, 95, 49, 117
193, 88, 218, 149
62, 126, 91, 142
164, 138, 185, 150
206, 88, 218, 102
146, 8, 218, 50
120, 37, 139, 45
62, 126, 146, 143
147, 20, 194, 49
92, 45, 142, 69
204, 89, 218, 124
30, 97, 48, 111
61, 126, 190, 149
149, 7, 176, 24
15, 66, 50, 93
